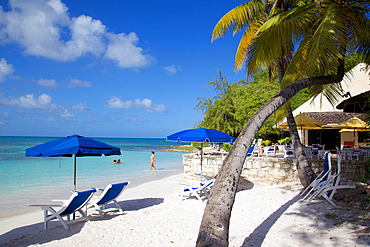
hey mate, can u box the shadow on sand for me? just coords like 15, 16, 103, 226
241, 186, 370, 247
1, 197, 164, 247
241, 194, 301, 247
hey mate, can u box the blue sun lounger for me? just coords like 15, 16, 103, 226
306, 151, 355, 206
88, 182, 130, 215
30, 189, 96, 230
180, 178, 215, 201
301, 151, 332, 199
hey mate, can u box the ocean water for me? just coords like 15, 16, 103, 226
0, 136, 188, 219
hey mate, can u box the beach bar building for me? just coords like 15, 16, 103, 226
278, 63, 370, 149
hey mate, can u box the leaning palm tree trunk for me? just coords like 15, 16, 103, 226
196, 74, 343, 247
277, 56, 315, 186
286, 106, 315, 186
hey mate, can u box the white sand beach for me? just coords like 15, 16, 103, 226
1, 173, 369, 247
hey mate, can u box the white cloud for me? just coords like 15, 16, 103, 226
107, 96, 133, 109
68, 78, 92, 88
134, 98, 152, 108
152, 104, 166, 112
163, 65, 180, 75
0, 58, 14, 82
10, 75, 22, 80
0, 0, 72, 60
38, 78, 58, 88
105, 32, 153, 68
68, 15, 106, 57
60, 109, 74, 118
0, 93, 58, 109
72, 102, 89, 110
0, 0, 153, 68
106, 97, 166, 112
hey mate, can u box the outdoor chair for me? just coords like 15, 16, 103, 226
247, 139, 262, 157
266, 145, 276, 156
180, 178, 215, 201
283, 143, 294, 158
29, 188, 96, 230
88, 182, 130, 216
341, 149, 354, 160
312, 144, 321, 155
359, 149, 369, 160
317, 149, 326, 160
252, 144, 262, 157
246, 145, 256, 157
352, 149, 361, 160
301, 152, 332, 199
303, 146, 313, 159
306, 152, 355, 206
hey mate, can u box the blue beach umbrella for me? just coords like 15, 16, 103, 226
26, 135, 121, 190
166, 128, 235, 143
166, 128, 235, 178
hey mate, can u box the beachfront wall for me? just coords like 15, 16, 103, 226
182, 154, 300, 183
310, 159, 368, 182
182, 154, 368, 184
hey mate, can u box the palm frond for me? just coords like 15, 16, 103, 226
246, 5, 316, 75
235, 21, 262, 72
305, 4, 351, 73
211, 0, 266, 41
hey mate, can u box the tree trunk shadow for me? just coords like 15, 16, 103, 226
241, 194, 301, 247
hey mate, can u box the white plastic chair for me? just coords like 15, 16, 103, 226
283, 143, 294, 158
341, 149, 354, 160
303, 146, 313, 159
317, 149, 326, 160
351, 149, 361, 160
180, 178, 215, 201
306, 152, 355, 206
301, 152, 332, 199
266, 145, 276, 156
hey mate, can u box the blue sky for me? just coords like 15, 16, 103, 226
0, 0, 246, 138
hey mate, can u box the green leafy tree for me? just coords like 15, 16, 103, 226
345, 53, 367, 72
197, 0, 370, 245
231, 76, 281, 140
196, 69, 285, 139
195, 70, 230, 114
195, 71, 241, 136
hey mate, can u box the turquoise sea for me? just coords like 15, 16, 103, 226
0, 136, 188, 219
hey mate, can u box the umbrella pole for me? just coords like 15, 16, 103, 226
73, 154, 77, 191
200, 143, 203, 181
300, 125, 304, 145
73, 153, 77, 220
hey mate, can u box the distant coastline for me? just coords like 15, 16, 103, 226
155, 145, 196, 153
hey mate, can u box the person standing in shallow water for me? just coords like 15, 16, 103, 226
149, 151, 156, 170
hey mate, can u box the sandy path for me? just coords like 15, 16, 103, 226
1, 174, 369, 247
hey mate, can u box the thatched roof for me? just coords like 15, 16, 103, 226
303, 112, 365, 125
336, 90, 370, 113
